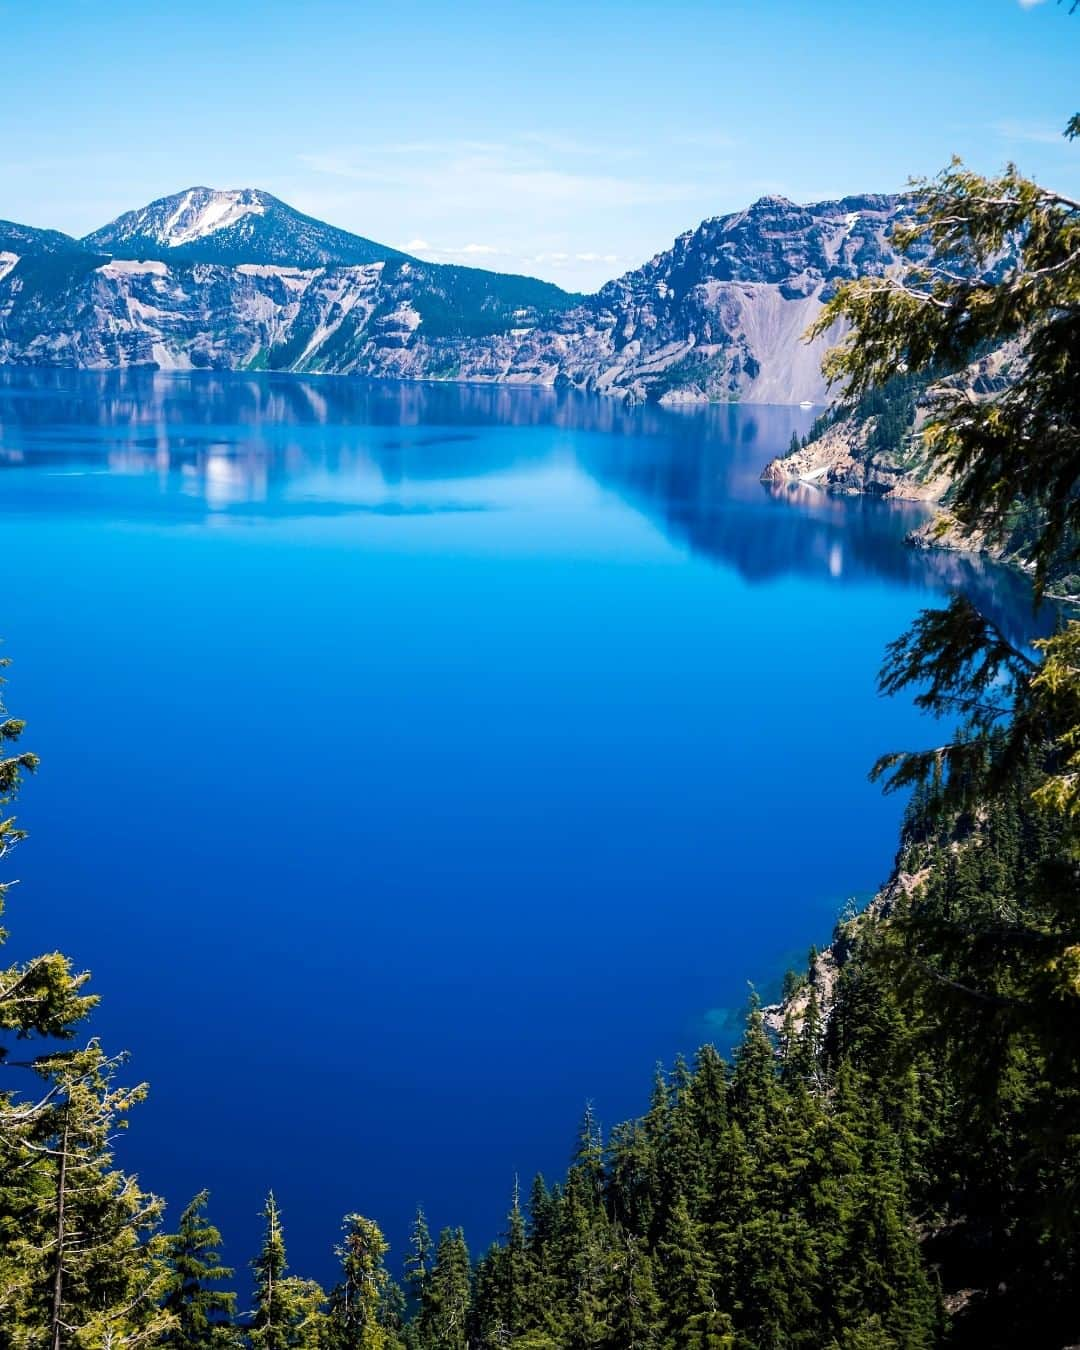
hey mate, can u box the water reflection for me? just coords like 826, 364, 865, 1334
0, 365, 1052, 1275
0, 368, 1044, 640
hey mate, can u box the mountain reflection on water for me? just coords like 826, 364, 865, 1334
0, 365, 1055, 1281
0, 368, 1041, 642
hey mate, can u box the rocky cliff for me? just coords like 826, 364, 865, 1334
0, 187, 915, 404
759, 341, 1080, 599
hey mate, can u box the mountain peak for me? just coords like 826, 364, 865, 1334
82, 187, 408, 270
119, 186, 270, 249
747, 193, 798, 210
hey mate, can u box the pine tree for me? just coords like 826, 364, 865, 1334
402, 1207, 432, 1313
655, 1195, 731, 1350
417, 1229, 470, 1350
326, 1213, 402, 1350
0, 658, 102, 1344
571, 1104, 606, 1211
249, 1193, 325, 1350
28, 1042, 172, 1350
499, 1178, 533, 1341
728, 996, 780, 1144
162, 1191, 238, 1349
605, 1232, 660, 1350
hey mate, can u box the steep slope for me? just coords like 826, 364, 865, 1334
82, 186, 410, 269
563, 192, 918, 404
0, 189, 916, 403
0, 256, 576, 371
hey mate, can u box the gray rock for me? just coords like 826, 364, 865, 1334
0, 189, 918, 406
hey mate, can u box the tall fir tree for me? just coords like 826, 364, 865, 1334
162, 1191, 238, 1349
326, 1213, 402, 1350
249, 1193, 325, 1350
416, 1229, 470, 1350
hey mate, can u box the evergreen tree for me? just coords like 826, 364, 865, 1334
417, 1229, 470, 1350
249, 1193, 325, 1350
402, 1207, 432, 1312
605, 1232, 660, 1350
22, 1042, 172, 1350
162, 1191, 238, 1349
0, 661, 173, 1350
326, 1213, 402, 1350
655, 1195, 731, 1350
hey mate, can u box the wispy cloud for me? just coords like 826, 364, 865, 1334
994, 118, 1068, 145
402, 239, 508, 260
518, 131, 643, 162
671, 130, 740, 150
289, 133, 735, 290
1016, 0, 1047, 8
298, 140, 695, 214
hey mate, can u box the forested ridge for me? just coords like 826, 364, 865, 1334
3, 116, 1080, 1350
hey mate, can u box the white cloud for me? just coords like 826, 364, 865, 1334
1017, 0, 1047, 7
398, 239, 507, 260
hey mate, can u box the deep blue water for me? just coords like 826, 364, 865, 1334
0, 369, 1039, 1287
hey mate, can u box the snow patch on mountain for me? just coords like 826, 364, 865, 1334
98, 259, 169, 277
0, 189, 921, 405
156, 189, 267, 246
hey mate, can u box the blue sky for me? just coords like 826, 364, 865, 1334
2, 0, 1077, 290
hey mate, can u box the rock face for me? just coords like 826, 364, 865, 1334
760, 411, 949, 502
759, 346, 1021, 504
578, 192, 914, 405
0, 188, 915, 404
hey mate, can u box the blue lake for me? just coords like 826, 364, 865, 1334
0, 369, 1038, 1285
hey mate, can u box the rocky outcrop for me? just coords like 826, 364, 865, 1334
763, 869, 929, 1039
760, 408, 950, 502
580, 192, 916, 405
0, 188, 918, 405
760, 344, 1022, 502
756, 340, 1080, 598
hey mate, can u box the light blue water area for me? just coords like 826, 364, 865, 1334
0, 369, 1039, 1283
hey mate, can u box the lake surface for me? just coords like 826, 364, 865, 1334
0, 369, 1039, 1285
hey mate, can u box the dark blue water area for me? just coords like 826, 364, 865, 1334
0, 369, 1042, 1289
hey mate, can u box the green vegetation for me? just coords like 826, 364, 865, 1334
642, 347, 734, 403
806, 368, 927, 463
397, 262, 579, 340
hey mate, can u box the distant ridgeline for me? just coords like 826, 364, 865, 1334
0, 186, 916, 405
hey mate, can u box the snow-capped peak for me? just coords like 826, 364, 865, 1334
122, 187, 267, 248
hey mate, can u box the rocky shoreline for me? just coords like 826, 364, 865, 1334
762, 868, 928, 1039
